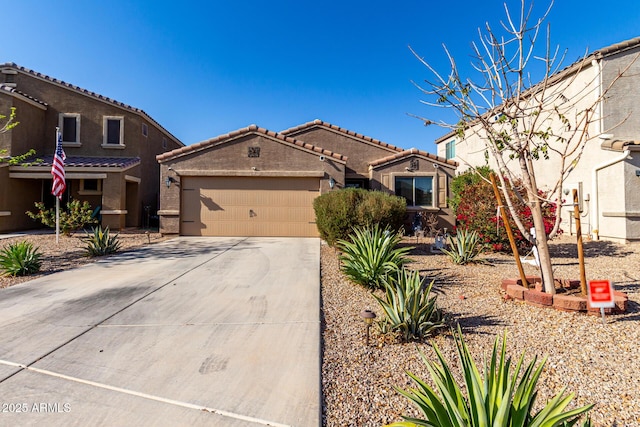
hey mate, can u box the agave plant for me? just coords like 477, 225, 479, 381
337, 224, 413, 290
441, 228, 486, 265
0, 241, 42, 276
387, 326, 593, 427
84, 225, 121, 257
374, 268, 445, 341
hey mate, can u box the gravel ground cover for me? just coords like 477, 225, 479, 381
0, 229, 168, 289
2, 231, 638, 426
321, 235, 640, 427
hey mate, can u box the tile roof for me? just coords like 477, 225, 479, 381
0, 84, 48, 107
27, 156, 141, 169
280, 119, 404, 152
600, 139, 640, 152
1, 63, 183, 147
156, 124, 348, 163
369, 148, 458, 168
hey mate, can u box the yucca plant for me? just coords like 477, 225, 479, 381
374, 269, 445, 341
84, 225, 121, 257
337, 224, 413, 290
387, 327, 593, 427
0, 241, 42, 276
441, 229, 486, 265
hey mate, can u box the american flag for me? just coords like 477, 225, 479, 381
51, 130, 66, 199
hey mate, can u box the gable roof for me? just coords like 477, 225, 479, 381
281, 119, 404, 153
369, 148, 458, 169
1, 62, 183, 147
0, 84, 47, 109
156, 124, 348, 163
435, 36, 640, 144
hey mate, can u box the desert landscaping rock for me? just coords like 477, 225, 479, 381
321, 235, 640, 427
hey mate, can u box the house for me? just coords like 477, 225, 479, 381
435, 37, 640, 243
157, 120, 458, 237
0, 63, 183, 232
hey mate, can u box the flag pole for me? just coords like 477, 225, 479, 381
55, 127, 60, 245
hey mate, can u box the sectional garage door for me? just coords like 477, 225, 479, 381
180, 176, 320, 237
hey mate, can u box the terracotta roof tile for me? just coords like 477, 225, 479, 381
600, 139, 640, 152
1, 63, 183, 147
30, 156, 140, 169
156, 125, 348, 163
0, 84, 48, 106
369, 148, 458, 168
280, 119, 404, 152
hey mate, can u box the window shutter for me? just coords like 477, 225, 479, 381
438, 174, 447, 208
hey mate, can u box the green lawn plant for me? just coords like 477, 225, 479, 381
441, 229, 486, 265
0, 241, 42, 277
387, 326, 593, 427
26, 200, 97, 235
337, 224, 412, 290
84, 225, 121, 257
374, 269, 445, 341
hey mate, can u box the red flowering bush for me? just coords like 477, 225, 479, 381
452, 169, 560, 254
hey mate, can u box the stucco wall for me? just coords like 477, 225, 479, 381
602, 46, 640, 139
284, 126, 399, 179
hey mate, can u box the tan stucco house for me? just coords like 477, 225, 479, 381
435, 37, 640, 243
0, 63, 183, 232
157, 120, 457, 237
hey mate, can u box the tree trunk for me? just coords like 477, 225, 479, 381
530, 198, 556, 294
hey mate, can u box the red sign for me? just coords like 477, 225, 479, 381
588, 280, 615, 308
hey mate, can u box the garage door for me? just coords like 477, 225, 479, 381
181, 176, 320, 237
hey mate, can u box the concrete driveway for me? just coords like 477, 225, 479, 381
0, 237, 320, 427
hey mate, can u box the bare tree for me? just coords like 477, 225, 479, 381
410, 0, 635, 293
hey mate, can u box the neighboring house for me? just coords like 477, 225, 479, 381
157, 120, 457, 237
435, 37, 640, 243
0, 63, 183, 232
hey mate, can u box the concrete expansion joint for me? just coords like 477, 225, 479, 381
0, 358, 293, 427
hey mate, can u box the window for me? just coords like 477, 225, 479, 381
78, 178, 102, 195
445, 140, 455, 160
58, 113, 81, 145
395, 176, 433, 207
103, 116, 124, 147
142, 123, 148, 137
162, 137, 167, 149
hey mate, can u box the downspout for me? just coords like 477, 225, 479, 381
592, 149, 631, 239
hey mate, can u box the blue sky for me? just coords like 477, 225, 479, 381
4, 1, 639, 152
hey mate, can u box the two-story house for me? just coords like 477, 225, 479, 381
0, 63, 183, 232
436, 37, 640, 243
157, 120, 457, 237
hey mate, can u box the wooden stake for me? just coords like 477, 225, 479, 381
490, 173, 529, 288
573, 189, 588, 295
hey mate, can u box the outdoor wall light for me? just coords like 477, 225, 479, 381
359, 309, 376, 346
165, 176, 176, 188
329, 177, 335, 189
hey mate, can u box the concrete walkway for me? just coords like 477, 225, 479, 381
0, 237, 320, 427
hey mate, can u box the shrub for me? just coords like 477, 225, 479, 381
441, 229, 487, 265
337, 224, 412, 290
84, 225, 121, 257
451, 169, 560, 254
0, 241, 42, 276
387, 327, 593, 427
26, 200, 97, 235
374, 269, 444, 341
314, 188, 406, 246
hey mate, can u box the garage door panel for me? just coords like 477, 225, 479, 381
181, 177, 319, 237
